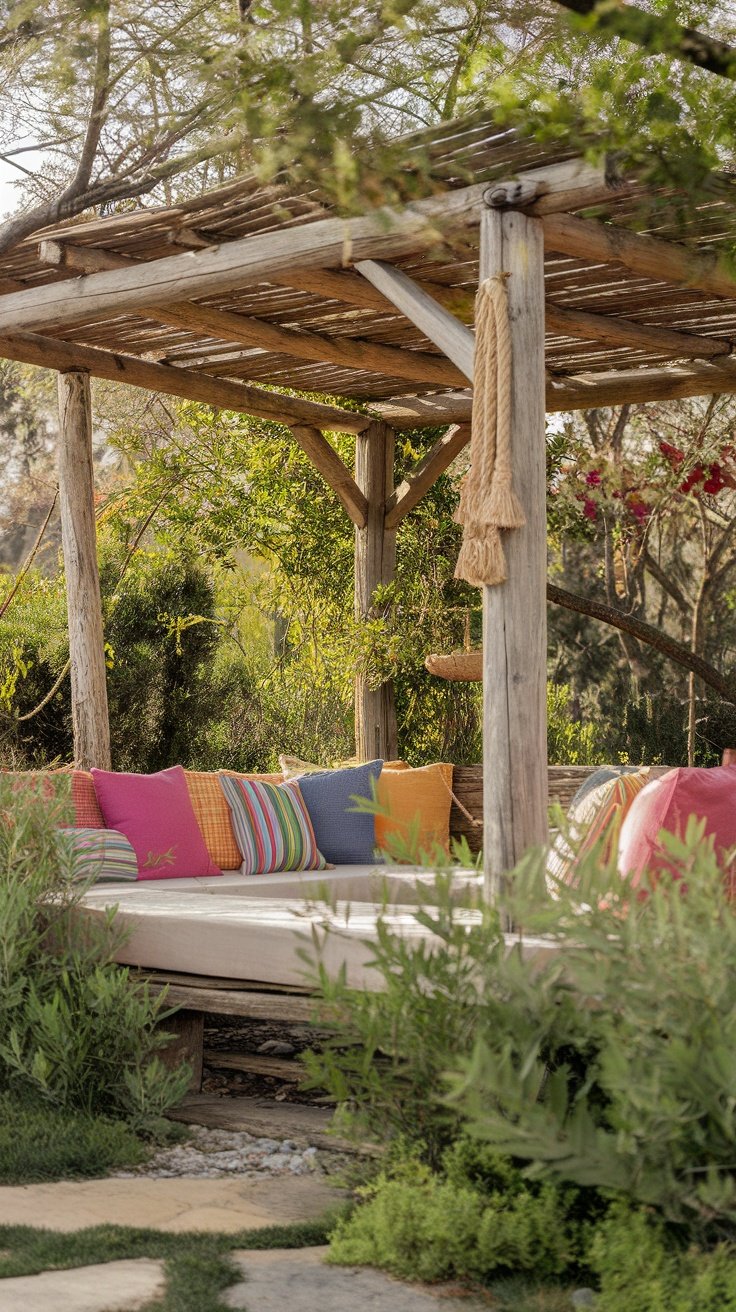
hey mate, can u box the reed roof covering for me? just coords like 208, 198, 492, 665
0, 113, 735, 417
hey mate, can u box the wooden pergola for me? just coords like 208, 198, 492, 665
1, 114, 735, 896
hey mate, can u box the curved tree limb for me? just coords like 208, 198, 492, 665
548, 582, 736, 703
549, 0, 736, 80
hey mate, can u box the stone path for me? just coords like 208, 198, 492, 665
0, 1173, 341, 1233
0, 1258, 166, 1312
226, 1247, 490, 1310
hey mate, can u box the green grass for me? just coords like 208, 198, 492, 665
0, 1220, 335, 1312
0, 1094, 151, 1183
0, 1219, 584, 1311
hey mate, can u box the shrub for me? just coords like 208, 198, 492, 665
328, 1142, 584, 1283
308, 821, 736, 1242
590, 1206, 736, 1312
0, 776, 189, 1130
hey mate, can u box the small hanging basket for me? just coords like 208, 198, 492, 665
425, 651, 482, 682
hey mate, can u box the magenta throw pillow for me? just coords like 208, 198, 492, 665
91, 765, 221, 880
618, 765, 736, 884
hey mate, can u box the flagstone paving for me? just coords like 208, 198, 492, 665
0, 1173, 342, 1233
0, 1258, 166, 1312
225, 1247, 490, 1310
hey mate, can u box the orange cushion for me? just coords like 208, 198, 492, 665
186, 771, 282, 869
375, 763, 454, 860
72, 770, 105, 827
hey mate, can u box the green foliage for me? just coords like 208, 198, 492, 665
0, 1092, 148, 1183
307, 820, 736, 1242
451, 821, 736, 1240
302, 870, 502, 1166
329, 1146, 581, 1283
0, 777, 190, 1129
590, 1206, 736, 1312
547, 683, 607, 765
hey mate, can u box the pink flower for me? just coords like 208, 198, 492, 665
582, 498, 597, 521
585, 470, 602, 486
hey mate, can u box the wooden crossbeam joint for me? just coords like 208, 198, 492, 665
290, 425, 368, 528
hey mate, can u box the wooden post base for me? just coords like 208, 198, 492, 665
158, 1009, 204, 1092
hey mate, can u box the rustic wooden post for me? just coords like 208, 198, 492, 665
354, 420, 398, 761
57, 368, 112, 770
480, 206, 548, 902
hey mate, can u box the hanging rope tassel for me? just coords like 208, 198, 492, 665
455, 273, 526, 589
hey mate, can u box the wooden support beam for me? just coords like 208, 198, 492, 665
0, 182, 489, 334
267, 266, 473, 319
355, 260, 475, 381
374, 392, 474, 428
57, 369, 111, 771
543, 212, 736, 302
483, 155, 632, 216
480, 207, 548, 901
290, 425, 369, 527
0, 330, 369, 433
375, 357, 736, 428
39, 241, 465, 388
546, 300, 733, 361
354, 421, 398, 761
385, 424, 471, 528
548, 359, 736, 409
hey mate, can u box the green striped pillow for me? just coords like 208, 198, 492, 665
58, 827, 139, 882
219, 776, 327, 875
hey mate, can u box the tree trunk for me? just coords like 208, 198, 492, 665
354, 421, 398, 761
57, 369, 111, 770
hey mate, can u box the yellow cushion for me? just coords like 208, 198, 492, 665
375, 763, 454, 860
185, 771, 282, 870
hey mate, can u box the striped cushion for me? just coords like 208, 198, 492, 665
186, 771, 283, 869
547, 768, 651, 887
58, 827, 139, 882
219, 776, 327, 876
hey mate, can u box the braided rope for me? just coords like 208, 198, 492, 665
455, 273, 525, 588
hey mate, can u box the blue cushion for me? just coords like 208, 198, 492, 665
296, 760, 384, 864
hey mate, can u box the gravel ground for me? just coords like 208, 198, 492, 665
114, 1125, 331, 1180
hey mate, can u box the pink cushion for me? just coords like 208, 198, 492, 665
618, 765, 736, 885
91, 765, 221, 880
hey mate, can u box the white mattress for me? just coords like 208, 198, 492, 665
80, 865, 557, 989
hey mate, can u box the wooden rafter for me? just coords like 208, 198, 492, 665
543, 212, 736, 302
385, 424, 471, 528
545, 300, 733, 361
0, 183, 490, 335
39, 241, 466, 388
0, 330, 370, 433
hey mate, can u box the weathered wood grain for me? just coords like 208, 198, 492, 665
480, 208, 549, 902
354, 421, 398, 760
57, 369, 111, 770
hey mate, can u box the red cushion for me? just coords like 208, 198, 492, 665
618, 765, 736, 886
91, 765, 221, 879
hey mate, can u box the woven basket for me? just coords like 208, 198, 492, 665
424, 651, 482, 681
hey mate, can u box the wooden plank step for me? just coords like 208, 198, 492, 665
135, 969, 311, 994
151, 984, 318, 1023
203, 1049, 304, 1082
169, 1093, 379, 1156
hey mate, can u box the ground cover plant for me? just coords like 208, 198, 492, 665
303, 822, 736, 1307
0, 1220, 333, 1312
0, 776, 190, 1167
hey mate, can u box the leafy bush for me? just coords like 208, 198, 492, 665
0, 1092, 148, 1183
590, 1206, 736, 1312
547, 683, 607, 765
308, 822, 736, 1243
0, 777, 189, 1130
329, 1141, 585, 1283
452, 821, 736, 1239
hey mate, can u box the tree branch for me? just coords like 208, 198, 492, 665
548, 0, 736, 80
548, 581, 736, 702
